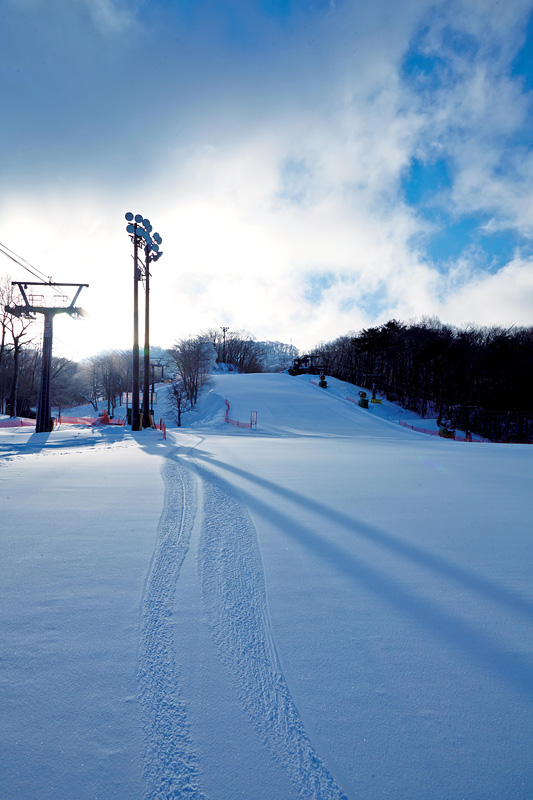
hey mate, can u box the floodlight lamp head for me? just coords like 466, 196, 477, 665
134, 213, 143, 223
125, 212, 134, 221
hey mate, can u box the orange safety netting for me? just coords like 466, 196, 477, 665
224, 399, 252, 429
155, 420, 167, 439
59, 416, 125, 426
225, 417, 252, 428
399, 420, 491, 442
0, 418, 36, 427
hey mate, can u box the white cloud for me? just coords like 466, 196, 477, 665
403, 0, 533, 235
80, 0, 137, 34
1, 0, 532, 361
435, 257, 533, 328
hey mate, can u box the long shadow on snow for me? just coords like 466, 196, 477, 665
190, 448, 533, 701
135, 436, 349, 800
190, 449, 533, 622
0, 431, 55, 457
192, 457, 349, 800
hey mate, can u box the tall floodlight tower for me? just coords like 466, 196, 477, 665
125, 214, 143, 431
125, 213, 163, 430
142, 229, 163, 428
221, 326, 229, 364
6, 282, 88, 433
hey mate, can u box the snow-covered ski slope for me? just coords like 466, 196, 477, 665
214, 373, 410, 437
1, 372, 532, 800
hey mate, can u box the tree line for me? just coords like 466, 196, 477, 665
1, 284, 297, 424
312, 318, 533, 443
8, 273, 528, 443
166, 331, 297, 424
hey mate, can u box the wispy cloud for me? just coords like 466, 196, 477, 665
80, 0, 138, 35
1, 0, 532, 358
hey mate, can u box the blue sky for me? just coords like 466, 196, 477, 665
1, 0, 532, 358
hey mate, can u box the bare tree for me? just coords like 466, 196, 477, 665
73, 358, 101, 411
167, 336, 216, 406
51, 357, 79, 417
0, 276, 11, 379
5, 293, 36, 417
95, 351, 126, 414
15, 346, 40, 417
168, 380, 188, 426
206, 328, 264, 373
0, 276, 13, 413
259, 340, 299, 372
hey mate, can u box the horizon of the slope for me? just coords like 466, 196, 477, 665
0, 370, 483, 443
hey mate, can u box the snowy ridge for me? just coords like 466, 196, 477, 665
137, 450, 207, 800
194, 459, 348, 800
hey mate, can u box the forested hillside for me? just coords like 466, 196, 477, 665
313, 318, 533, 443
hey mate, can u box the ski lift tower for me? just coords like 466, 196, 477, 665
6, 282, 88, 432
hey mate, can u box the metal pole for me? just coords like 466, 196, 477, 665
7, 281, 87, 433
36, 311, 53, 433
132, 226, 140, 431
222, 325, 228, 363
142, 247, 150, 428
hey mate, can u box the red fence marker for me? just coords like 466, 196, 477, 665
223, 399, 252, 429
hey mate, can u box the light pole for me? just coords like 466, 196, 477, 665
125, 213, 163, 430
142, 232, 163, 427
221, 326, 229, 363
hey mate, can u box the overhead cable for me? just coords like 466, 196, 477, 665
0, 240, 53, 283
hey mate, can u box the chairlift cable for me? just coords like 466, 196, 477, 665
0, 240, 51, 280
0, 241, 53, 283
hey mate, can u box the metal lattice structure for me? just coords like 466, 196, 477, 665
6, 282, 88, 432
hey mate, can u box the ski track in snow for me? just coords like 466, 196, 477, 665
138, 438, 347, 800
191, 456, 348, 800
137, 449, 208, 800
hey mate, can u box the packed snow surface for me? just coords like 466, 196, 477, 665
1, 373, 531, 799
